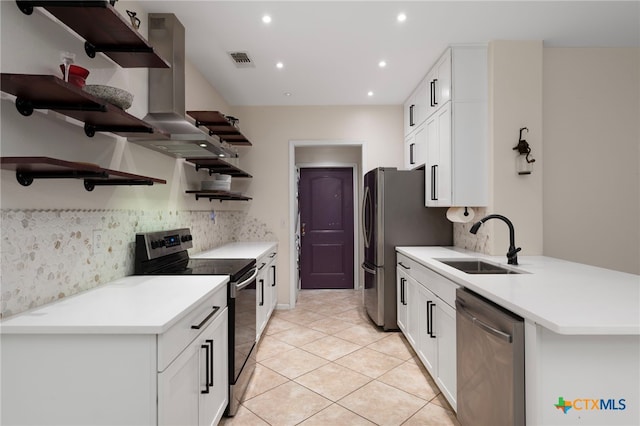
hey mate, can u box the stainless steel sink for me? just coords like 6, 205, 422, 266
435, 258, 522, 274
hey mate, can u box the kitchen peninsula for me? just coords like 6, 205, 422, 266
397, 246, 639, 426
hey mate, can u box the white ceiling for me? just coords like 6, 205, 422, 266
138, 1, 640, 106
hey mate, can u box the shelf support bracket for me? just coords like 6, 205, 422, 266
15, 170, 108, 187
15, 98, 107, 117
84, 41, 154, 59
84, 179, 154, 191
84, 123, 153, 137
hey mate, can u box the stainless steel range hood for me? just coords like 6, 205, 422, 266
129, 13, 237, 158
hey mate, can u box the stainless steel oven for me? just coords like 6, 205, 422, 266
134, 228, 257, 417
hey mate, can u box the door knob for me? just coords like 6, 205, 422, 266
301, 223, 306, 236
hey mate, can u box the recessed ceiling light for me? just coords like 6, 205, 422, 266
262, 15, 271, 24
367, 91, 374, 97
284, 92, 292, 97
219, 153, 225, 157
276, 62, 284, 69
199, 143, 207, 147
397, 13, 407, 22
378, 60, 387, 68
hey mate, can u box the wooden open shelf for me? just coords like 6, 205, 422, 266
185, 190, 252, 202
16, 0, 170, 68
186, 111, 252, 146
185, 158, 252, 178
1, 73, 169, 140
1, 157, 166, 191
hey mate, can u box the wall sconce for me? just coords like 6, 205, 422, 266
512, 127, 536, 175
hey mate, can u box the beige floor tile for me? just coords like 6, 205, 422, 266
402, 403, 461, 426
295, 362, 372, 401
270, 324, 326, 347
378, 360, 440, 401
243, 364, 290, 400
264, 316, 298, 335
298, 404, 376, 426
335, 347, 404, 379
338, 380, 426, 426
219, 404, 270, 426
429, 392, 456, 412
243, 381, 332, 426
333, 323, 387, 346
255, 335, 296, 362
260, 347, 329, 379
333, 308, 371, 325
308, 316, 356, 335
367, 332, 415, 361
274, 309, 326, 326
300, 335, 362, 361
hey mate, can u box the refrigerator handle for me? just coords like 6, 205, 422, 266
361, 262, 377, 275
362, 186, 371, 249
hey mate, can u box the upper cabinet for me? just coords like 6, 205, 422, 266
403, 78, 428, 138
404, 45, 488, 207
16, 0, 170, 68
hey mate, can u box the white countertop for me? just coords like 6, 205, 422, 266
0, 275, 229, 334
396, 246, 640, 335
193, 241, 277, 260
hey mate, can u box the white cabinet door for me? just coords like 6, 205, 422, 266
404, 122, 427, 170
435, 301, 457, 411
406, 274, 421, 349
425, 103, 452, 207
256, 265, 269, 339
396, 268, 409, 334
269, 257, 278, 314
199, 311, 229, 426
434, 49, 452, 108
416, 283, 437, 376
158, 309, 228, 426
404, 79, 428, 137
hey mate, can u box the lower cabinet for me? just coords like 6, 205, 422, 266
158, 309, 228, 426
256, 249, 278, 340
396, 252, 458, 411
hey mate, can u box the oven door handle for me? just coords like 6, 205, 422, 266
235, 267, 258, 291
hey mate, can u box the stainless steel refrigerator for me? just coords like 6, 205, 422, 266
362, 167, 452, 330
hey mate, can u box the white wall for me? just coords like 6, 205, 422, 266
542, 48, 640, 274
229, 105, 403, 306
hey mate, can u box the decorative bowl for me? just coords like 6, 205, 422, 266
60, 64, 90, 88
82, 85, 133, 110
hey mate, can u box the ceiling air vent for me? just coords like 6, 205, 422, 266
228, 51, 255, 68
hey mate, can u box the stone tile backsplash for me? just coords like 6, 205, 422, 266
0, 209, 275, 318
452, 207, 490, 253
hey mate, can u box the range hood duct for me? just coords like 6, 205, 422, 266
129, 13, 237, 158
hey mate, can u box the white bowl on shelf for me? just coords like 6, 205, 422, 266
201, 180, 231, 191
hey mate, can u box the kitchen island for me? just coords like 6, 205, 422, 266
397, 246, 639, 426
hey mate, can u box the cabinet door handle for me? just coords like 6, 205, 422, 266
206, 339, 214, 387
400, 277, 405, 305
430, 80, 435, 107
398, 262, 410, 270
201, 343, 210, 394
430, 165, 438, 201
409, 104, 415, 126
432, 79, 438, 106
410, 143, 415, 165
428, 301, 436, 338
259, 279, 264, 306
191, 306, 220, 330
258, 262, 267, 270
269, 252, 276, 258
271, 265, 276, 287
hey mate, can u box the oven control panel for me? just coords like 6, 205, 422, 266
135, 228, 193, 261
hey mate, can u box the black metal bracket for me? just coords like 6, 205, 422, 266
16, 1, 108, 15
84, 179, 153, 191
84, 123, 153, 137
84, 41, 153, 59
15, 170, 108, 187
15, 98, 107, 117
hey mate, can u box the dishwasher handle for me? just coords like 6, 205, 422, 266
456, 300, 513, 343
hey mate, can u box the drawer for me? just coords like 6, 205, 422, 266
157, 284, 227, 372
396, 253, 458, 308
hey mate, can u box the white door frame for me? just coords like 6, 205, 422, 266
288, 140, 366, 309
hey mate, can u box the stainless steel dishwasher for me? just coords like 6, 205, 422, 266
455, 288, 525, 426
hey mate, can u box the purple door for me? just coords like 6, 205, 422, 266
299, 167, 354, 289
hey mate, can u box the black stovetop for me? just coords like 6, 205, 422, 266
152, 257, 256, 280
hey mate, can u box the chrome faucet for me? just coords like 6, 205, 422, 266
469, 214, 521, 265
